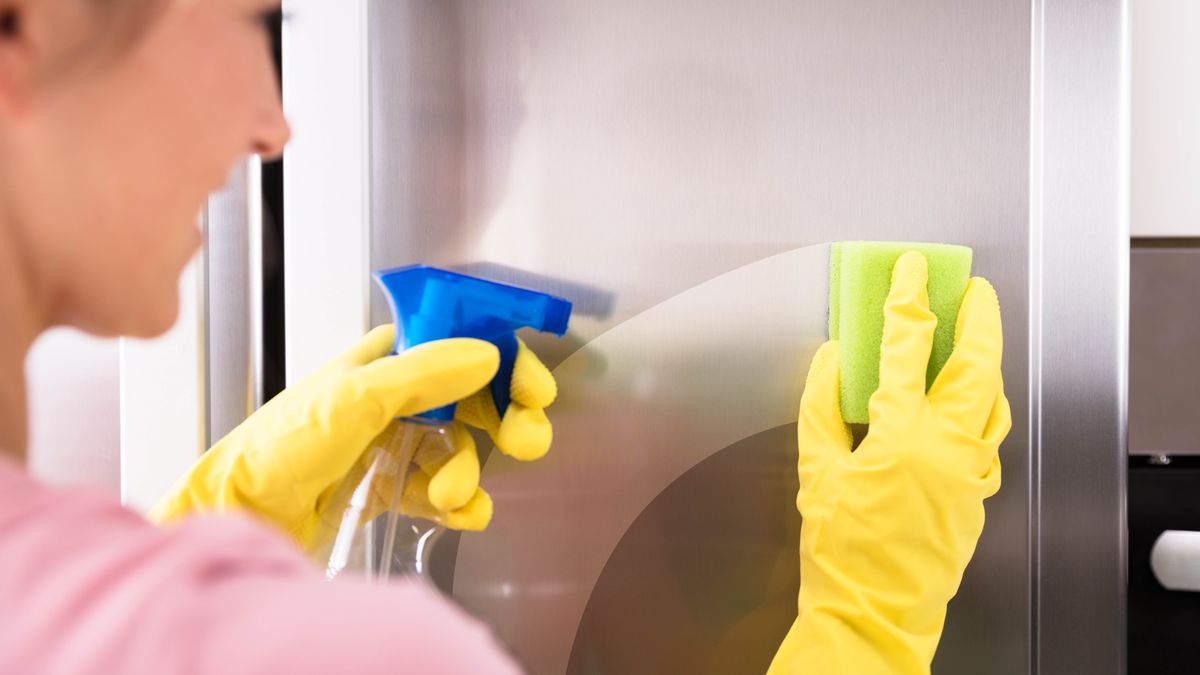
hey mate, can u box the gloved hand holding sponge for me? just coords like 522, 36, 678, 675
769, 249, 1010, 674
149, 323, 559, 548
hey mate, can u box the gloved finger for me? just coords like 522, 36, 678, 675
951, 387, 1011, 484
457, 394, 553, 461
456, 338, 555, 431
796, 341, 852, 491
334, 324, 397, 367
456, 386, 502, 436
981, 385, 1013, 450
928, 277, 1004, 435
399, 470, 440, 521
286, 340, 496, 500
872, 251, 937, 421
455, 338, 556, 460
419, 425, 481, 512
511, 338, 558, 409
496, 403, 553, 461
981, 452, 1003, 500
352, 338, 500, 425
442, 489, 494, 531
401, 474, 494, 531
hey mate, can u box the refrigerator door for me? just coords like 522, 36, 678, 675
283, 1, 1127, 673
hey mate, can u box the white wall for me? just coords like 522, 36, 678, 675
1132, 0, 1200, 236
25, 329, 121, 495
26, 252, 206, 510
119, 255, 207, 513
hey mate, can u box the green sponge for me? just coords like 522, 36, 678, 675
829, 241, 973, 424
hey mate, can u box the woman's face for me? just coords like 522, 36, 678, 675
1, 0, 289, 338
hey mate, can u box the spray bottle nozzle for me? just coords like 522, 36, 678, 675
374, 265, 573, 421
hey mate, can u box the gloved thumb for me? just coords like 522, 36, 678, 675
351, 338, 501, 424
335, 324, 399, 367
796, 341, 852, 492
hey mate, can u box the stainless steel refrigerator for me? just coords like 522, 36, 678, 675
127, 2, 1131, 673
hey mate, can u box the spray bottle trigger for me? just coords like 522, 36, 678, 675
489, 332, 520, 418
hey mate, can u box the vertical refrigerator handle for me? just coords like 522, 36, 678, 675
205, 156, 265, 443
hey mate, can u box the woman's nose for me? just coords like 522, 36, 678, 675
252, 103, 291, 162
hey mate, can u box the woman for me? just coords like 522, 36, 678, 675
0, 1, 532, 672
0, 1, 1009, 673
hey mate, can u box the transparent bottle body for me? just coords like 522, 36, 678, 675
310, 417, 455, 582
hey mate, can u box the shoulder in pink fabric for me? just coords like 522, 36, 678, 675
0, 457, 522, 675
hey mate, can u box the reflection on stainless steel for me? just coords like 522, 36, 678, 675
456, 247, 827, 674
317, 0, 1129, 673
451, 263, 617, 323
567, 426, 800, 675
366, 2, 1032, 672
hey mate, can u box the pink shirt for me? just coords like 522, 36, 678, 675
0, 457, 522, 674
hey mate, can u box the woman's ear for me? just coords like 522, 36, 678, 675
0, 0, 96, 118
0, 2, 36, 116
0, 6, 18, 36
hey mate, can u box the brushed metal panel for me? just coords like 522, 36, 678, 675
567, 425, 800, 673
455, 247, 828, 674
366, 2, 1031, 673
1129, 247, 1200, 457
205, 159, 261, 442
1032, 0, 1128, 672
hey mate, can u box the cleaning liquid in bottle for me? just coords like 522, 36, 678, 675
310, 265, 572, 583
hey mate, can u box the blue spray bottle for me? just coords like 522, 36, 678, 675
311, 266, 572, 582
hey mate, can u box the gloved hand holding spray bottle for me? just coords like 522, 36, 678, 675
310, 266, 572, 582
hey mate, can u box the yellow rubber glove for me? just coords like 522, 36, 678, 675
148, 325, 559, 547
768, 252, 1010, 675
456, 337, 558, 462
387, 334, 559, 524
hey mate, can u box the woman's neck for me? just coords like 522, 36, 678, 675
0, 218, 45, 462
